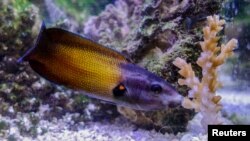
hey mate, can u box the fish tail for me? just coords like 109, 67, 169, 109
17, 21, 47, 63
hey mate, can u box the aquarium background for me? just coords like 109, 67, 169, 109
217, 0, 250, 125
0, 0, 250, 140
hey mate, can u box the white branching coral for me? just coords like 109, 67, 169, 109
173, 15, 238, 130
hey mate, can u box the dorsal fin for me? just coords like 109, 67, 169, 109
18, 22, 132, 63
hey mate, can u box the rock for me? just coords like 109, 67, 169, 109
83, 0, 223, 134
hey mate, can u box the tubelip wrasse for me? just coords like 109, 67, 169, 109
18, 23, 183, 111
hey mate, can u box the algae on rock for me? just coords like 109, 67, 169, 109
84, 0, 223, 134
0, 0, 225, 136
0, 2, 121, 138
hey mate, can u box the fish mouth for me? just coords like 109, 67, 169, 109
161, 93, 183, 108
168, 101, 181, 108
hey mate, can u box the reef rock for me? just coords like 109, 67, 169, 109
0, 1, 119, 133
84, 0, 223, 134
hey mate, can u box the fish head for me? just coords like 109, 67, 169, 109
114, 63, 183, 111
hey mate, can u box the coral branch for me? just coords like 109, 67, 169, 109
173, 15, 238, 131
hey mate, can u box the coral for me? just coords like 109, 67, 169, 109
173, 15, 238, 130
84, 0, 224, 134
0, 0, 40, 115
0, 0, 119, 126
84, 0, 143, 49
0, 0, 225, 137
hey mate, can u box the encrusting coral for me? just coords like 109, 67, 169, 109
173, 15, 238, 131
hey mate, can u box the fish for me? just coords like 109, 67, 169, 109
18, 22, 183, 111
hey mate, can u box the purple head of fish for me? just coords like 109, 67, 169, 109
117, 63, 183, 111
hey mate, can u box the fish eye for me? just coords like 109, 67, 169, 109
113, 83, 126, 97
150, 84, 162, 94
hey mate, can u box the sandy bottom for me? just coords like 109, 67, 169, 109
1, 90, 249, 141
1, 114, 207, 141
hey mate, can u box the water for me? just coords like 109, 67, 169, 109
222, 0, 250, 89
215, 0, 250, 125
0, 0, 250, 140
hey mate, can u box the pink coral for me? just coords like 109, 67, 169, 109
173, 15, 238, 131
